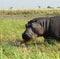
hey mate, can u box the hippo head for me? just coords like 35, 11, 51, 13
22, 21, 44, 42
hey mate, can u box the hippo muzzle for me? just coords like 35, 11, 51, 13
22, 27, 37, 41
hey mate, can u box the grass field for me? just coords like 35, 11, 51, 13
0, 9, 60, 59
0, 19, 28, 42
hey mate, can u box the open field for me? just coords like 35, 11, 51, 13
0, 9, 60, 59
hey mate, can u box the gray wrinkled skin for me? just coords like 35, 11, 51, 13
22, 16, 60, 42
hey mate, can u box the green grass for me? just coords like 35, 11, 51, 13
0, 42, 60, 59
0, 11, 60, 59
0, 19, 28, 42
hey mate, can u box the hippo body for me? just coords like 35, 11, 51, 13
22, 16, 60, 42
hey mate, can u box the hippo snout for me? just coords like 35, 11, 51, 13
22, 32, 31, 41
22, 27, 37, 42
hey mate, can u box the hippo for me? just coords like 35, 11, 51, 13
22, 16, 60, 42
